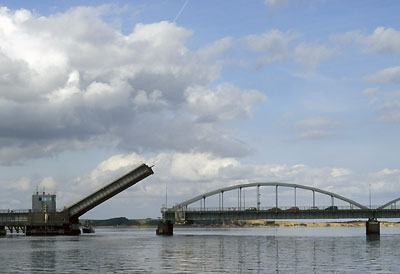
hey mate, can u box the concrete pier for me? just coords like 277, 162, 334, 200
156, 220, 173, 236
366, 218, 380, 235
0, 226, 5, 236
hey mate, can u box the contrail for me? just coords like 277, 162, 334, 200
173, 0, 189, 22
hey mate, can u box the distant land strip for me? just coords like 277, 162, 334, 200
81, 217, 400, 228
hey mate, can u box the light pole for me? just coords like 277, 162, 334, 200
369, 184, 371, 209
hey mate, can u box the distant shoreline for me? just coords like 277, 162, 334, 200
81, 218, 400, 228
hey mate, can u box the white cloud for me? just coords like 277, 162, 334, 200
335, 27, 400, 54
245, 30, 297, 53
39, 177, 56, 193
293, 117, 340, 130
65, 152, 382, 215
61, 152, 360, 209
169, 153, 240, 182
1, 151, 399, 216
365, 66, 400, 85
264, 0, 295, 12
7, 177, 31, 192
361, 27, 400, 53
294, 43, 334, 69
0, 7, 264, 164
197, 37, 233, 61
89, 153, 147, 188
185, 83, 266, 122
369, 169, 400, 197
289, 117, 340, 141
292, 130, 331, 141
243, 31, 334, 69
362, 87, 379, 95
365, 90, 400, 124
244, 30, 299, 66
330, 168, 352, 178
131, 89, 167, 109
377, 114, 400, 123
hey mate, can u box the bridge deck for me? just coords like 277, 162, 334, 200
164, 209, 400, 222
0, 212, 29, 225
67, 164, 153, 219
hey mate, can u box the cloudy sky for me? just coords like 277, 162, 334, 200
0, 0, 399, 219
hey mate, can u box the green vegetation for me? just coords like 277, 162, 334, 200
82, 217, 160, 227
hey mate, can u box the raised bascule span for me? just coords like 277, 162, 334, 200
0, 163, 153, 236
67, 164, 154, 220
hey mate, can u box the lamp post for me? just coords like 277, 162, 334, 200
369, 184, 371, 209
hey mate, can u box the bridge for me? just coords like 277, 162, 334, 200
0, 163, 153, 236
157, 182, 400, 236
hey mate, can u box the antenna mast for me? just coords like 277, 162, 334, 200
165, 184, 168, 209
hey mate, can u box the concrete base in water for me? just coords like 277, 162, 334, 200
366, 218, 380, 235
25, 224, 81, 236
156, 220, 173, 236
0, 226, 5, 236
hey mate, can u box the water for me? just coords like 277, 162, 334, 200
1, 227, 400, 273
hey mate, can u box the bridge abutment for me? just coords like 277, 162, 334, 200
0, 226, 6, 236
156, 220, 173, 236
366, 218, 380, 235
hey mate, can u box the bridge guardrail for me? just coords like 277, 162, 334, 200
0, 209, 30, 213
166, 205, 385, 212
0, 213, 29, 224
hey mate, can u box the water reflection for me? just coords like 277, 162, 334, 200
218, 237, 225, 271
366, 234, 380, 242
1, 228, 400, 273
255, 238, 261, 273
29, 238, 57, 273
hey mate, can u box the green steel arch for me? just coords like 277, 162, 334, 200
175, 182, 368, 209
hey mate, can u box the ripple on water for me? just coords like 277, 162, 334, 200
1, 227, 400, 273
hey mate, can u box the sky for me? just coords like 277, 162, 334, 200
0, 0, 399, 219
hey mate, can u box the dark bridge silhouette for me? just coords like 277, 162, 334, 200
158, 182, 400, 236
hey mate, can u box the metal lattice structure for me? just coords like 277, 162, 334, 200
67, 164, 154, 219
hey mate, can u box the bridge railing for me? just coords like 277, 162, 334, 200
0, 209, 30, 213
166, 205, 377, 212
0, 213, 28, 224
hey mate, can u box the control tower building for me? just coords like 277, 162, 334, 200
32, 192, 56, 213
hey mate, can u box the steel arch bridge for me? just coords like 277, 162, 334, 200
173, 182, 368, 210
378, 198, 400, 210
155, 182, 400, 236
161, 182, 400, 224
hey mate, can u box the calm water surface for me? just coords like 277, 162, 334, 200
1, 227, 400, 273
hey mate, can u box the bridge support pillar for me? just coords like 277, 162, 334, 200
156, 220, 173, 236
366, 218, 380, 235
0, 226, 6, 236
